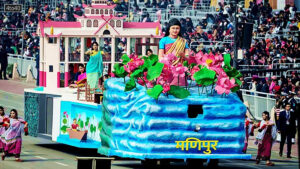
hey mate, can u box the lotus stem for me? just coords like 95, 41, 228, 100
198, 85, 200, 95
141, 77, 148, 90
178, 75, 180, 86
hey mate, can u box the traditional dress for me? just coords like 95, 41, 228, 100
86, 50, 103, 89
243, 117, 253, 153
1, 118, 27, 157
255, 120, 277, 160
0, 115, 9, 150
159, 36, 189, 86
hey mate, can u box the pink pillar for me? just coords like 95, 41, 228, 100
64, 72, 69, 87
39, 71, 43, 86
43, 72, 47, 87
57, 72, 61, 88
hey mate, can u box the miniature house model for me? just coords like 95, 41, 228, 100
37, 0, 162, 89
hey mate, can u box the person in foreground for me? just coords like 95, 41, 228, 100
158, 18, 189, 86
255, 111, 277, 166
1, 109, 28, 162
278, 103, 296, 158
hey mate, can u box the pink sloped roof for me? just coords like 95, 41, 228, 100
82, 4, 116, 9
41, 21, 81, 28
123, 22, 160, 29
74, 14, 126, 20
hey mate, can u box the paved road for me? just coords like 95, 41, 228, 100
0, 80, 299, 169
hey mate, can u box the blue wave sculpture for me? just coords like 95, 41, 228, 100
98, 78, 251, 160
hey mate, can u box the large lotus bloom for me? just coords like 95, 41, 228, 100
162, 83, 170, 93
123, 56, 144, 73
172, 63, 188, 78
215, 75, 237, 95
195, 52, 222, 69
160, 53, 177, 66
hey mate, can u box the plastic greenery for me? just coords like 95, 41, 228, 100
112, 52, 242, 100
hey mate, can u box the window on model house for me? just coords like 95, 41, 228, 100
105, 9, 108, 15
100, 9, 103, 15
93, 20, 98, 27
87, 20, 92, 27
116, 20, 121, 27
91, 9, 95, 14
110, 20, 115, 27
96, 9, 99, 14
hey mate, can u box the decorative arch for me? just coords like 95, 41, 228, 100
103, 30, 110, 35
85, 9, 90, 14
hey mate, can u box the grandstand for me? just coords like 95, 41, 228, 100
1, 0, 299, 102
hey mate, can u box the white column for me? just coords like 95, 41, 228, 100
65, 37, 69, 61
150, 38, 156, 54
126, 37, 131, 55
80, 37, 84, 63
142, 37, 146, 56
40, 37, 44, 64
111, 36, 116, 71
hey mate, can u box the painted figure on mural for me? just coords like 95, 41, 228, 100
85, 42, 103, 89
1, 109, 28, 162
71, 118, 79, 131
158, 18, 190, 86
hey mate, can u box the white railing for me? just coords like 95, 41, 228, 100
7, 54, 37, 79
241, 89, 300, 120
241, 89, 276, 120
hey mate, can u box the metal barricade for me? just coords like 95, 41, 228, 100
241, 89, 300, 120
241, 89, 276, 120
7, 54, 37, 79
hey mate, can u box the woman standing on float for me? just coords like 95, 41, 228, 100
85, 42, 103, 89
1, 109, 28, 162
158, 18, 190, 86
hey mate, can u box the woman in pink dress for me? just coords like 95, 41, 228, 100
0, 106, 9, 152
255, 111, 277, 166
1, 109, 28, 162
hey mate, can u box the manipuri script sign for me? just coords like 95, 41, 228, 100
4, 4, 22, 12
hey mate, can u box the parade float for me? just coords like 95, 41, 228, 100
24, 0, 251, 167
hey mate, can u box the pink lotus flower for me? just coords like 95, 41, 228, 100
160, 53, 177, 66
123, 55, 144, 73
171, 63, 188, 78
215, 75, 237, 95
110, 72, 115, 77
195, 52, 223, 69
63, 111, 67, 115
162, 83, 170, 93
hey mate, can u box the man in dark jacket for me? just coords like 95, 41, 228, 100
278, 103, 296, 158
0, 45, 8, 80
